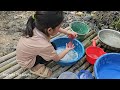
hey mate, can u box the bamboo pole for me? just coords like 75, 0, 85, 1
25, 62, 62, 79
12, 28, 96, 79
0, 64, 21, 79
3, 68, 25, 79
25, 64, 61, 79
20, 29, 96, 79
0, 60, 17, 73
0, 57, 16, 68
82, 30, 95, 41
14, 70, 30, 79
86, 65, 93, 72
45, 66, 71, 79
82, 33, 97, 46
92, 71, 94, 77
74, 62, 90, 74
46, 61, 57, 68
25, 74, 38, 79
0, 51, 16, 63
46, 57, 87, 79
68, 56, 86, 72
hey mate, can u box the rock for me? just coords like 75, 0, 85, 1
0, 53, 3, 57
101, 25, 109, 29
91, 11, 97, 14
76, 12, 84, 16
70, 11, 76, 15
83, 15, 92, 21
50, 77, 57, 79
91, 13, 97, 17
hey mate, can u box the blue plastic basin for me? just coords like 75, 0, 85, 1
58, 71, 79, 79
51, 36, 85, 66
94, 53, 120, 79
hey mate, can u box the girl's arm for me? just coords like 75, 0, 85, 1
56, 48, 70, 61
58, 27, 71, 35
58, 27, 78, 38
53, 42, 75, 61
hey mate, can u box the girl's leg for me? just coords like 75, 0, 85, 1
30, 42, 56, 77
33, 55, 50, 66
30, 55, 52, 77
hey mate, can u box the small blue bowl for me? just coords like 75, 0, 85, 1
51, 36, 85, 66
58, 71, 79, 79
94, 53, 120, 79
77, 70, 94, 79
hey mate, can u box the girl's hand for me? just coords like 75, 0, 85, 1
94, 36, 99, 40
58, 28, 78, 38
66, 42, 75, 51
68, 31, 78, 39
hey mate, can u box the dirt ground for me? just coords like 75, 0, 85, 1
0, 11, 34, 56
0, 11, 120, 57
0, 11, 84, 57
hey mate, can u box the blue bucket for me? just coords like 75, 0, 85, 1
51, 36, 85, 66
94, 53, 120, 79
58, 71, 79, 79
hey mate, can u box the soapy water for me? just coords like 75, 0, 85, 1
56, 47, 78, 62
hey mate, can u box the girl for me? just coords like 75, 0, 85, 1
16, 11, 77, 77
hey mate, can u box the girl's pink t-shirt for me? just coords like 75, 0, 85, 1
16, 28, 58, 69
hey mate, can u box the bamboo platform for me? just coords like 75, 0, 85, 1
0, 26, 112, 79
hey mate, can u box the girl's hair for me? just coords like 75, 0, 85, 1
23, 11, 64, 37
